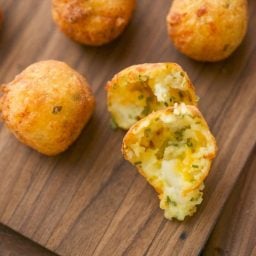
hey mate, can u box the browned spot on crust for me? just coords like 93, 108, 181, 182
196, 6, 207, 17
63, 4, 92, 23
209, 22, 217, 33
169, 12, 182, 25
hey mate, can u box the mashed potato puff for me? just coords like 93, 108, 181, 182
52, 0, 136, 46
122, 104, 217, 220
107, 63, 198, 130
167, 0, 248, 62
0, 60, 95, 156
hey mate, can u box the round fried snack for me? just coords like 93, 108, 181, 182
107, 63, 198, 130
52, 0, 136, 46
122, 104, 217, 220
167, 0, 248, 62
0, 60, 95, 156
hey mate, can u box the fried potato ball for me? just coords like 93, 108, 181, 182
52, 0, 136, 46
107, 63, 198, 130
0, 60, 95, 156
167, 0, 248, 62
122, 104, 217, 220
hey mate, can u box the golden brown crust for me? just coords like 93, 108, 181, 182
52, 0, 136, 46
0, 60, 95, 156
167, 0, 248, 62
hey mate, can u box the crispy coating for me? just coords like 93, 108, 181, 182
52, 0, 136, 46
0, 60, 95, 156
167, 0, 248, 62
107, 63, 198, 130
122, 104, 217, 220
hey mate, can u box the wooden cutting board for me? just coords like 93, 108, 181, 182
0, 1, 255, 256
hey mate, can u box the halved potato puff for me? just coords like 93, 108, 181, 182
122, 104, 217, 220
107, 63, 198, 130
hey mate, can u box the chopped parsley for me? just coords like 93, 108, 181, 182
186, 138, 193, 147
167, 196, 177, 206
138, 94, 144, 100
110, 117, 118, 130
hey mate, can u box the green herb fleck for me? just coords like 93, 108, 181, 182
186, 138, 193, 147
110, 118, 118, 130
142, 96, 152, 116
192, 165, 199, 168
144, 128, 151, 137
52, 106, 62, 114
164, 102, 168, 107
167, 196, 177, 206
175, 130, 184, 141
138, 94, 144, 100
156, 139, 169, 159
138, 74, 149, 83
134, 161, 142, 165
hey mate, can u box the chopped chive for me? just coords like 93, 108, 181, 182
134, 161, 142, 165
186, 138, 193, 147
110, 118, 118, 130
138, 74, 149, 83
192, 165, 199, 168
167, 196, 177, 206
138, 94, 144, 100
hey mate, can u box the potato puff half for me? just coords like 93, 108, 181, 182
122, 104, 217, 220
52, 0, 136, 46
0, 60, 95, 156
107, 63, 198, 130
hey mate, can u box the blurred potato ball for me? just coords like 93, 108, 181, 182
52, 0, 136, 46
0, 60, 95, 156
167, 0, 248, 62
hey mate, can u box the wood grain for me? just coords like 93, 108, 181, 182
0, 224, 57, 256
204, 148, 256, 256
0, 1, 255, 256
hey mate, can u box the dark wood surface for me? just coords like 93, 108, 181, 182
0, 1, 255, 256
1, 151, 256, 256
0, 224, 57, 256
205, 147, 256, 256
